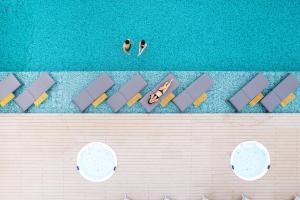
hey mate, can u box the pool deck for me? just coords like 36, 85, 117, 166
0, 114, 299, 200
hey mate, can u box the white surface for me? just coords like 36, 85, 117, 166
77, 142, 117, 182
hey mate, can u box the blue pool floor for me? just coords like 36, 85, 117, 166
0, 71, 299, 113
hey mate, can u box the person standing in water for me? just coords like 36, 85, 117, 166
138, 39, 147, 56
122, 39, 131, 55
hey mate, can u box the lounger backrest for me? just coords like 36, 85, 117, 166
119, 74, 147, 100
139, 73, 180, 112
15, 90, 35, 112
273, 74, 300, 100
27, 73, 55, 99
0, 74, 21, 100
85, 74, 114, 99
242, 73, 269, 99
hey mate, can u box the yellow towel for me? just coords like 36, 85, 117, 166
34, 92, 48, 107
127, 93, 142, 107
281, 93, 296, 107
0, 93, 15, 107
249, 93, 264, 107
92, 93, 107, 107
193, 93, 208, 107
160, 93, 175, 107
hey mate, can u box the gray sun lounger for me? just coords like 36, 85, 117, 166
261, 73, 300, 112
173, 74, 213, 112
73, 74, 114, 112
0, 74, 22, 107
107, 74, 147, 112
140, 73, 180, 112
15, 73, 55, 112
228, 73, 269, 112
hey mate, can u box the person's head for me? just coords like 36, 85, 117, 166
125, 39, 130, 44
141, 40, 145, 45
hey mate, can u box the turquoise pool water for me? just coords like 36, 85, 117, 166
0, 71, 299, 113
1, 0, 300, 71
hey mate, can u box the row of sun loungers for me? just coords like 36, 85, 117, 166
0, 72, 299, 112
73, 73, 213, 112
15, 73, 56, 112
229, 73, 300, 112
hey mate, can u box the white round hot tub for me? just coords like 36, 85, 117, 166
230, 141, 270, 181
77, 142, 117, 182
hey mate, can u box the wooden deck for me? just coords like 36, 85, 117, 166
0, 114, 299, 200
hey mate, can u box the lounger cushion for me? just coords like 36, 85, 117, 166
261, 91, 281, 112
0, 74, 21, 100
73, 90, 94, 112
15, 90, 35, 112
229, 90, 249, 112
119, 74, 147, 101
186, 74, 213, 100
28, 73, 55, 99
173, 90, 194, 112
242, 73, 269, 100
273, 74, 300, 100
107, 92, 127, 112
86, 74, 114, 99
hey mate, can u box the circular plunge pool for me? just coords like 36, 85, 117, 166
77, 142, 117, 182
230, 141, 270, 181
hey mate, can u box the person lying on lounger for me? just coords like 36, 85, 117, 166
148, 79, 173, 104
123, 39, 131, 55
138, 39, 147, 56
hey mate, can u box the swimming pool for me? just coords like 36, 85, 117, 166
1, 0, 300, 71
0, 71, 299, 113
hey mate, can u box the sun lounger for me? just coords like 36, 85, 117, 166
242, 194, 250, 200
15, 73, 55, 112
163, 196, 172, 200
201, 195, 208, 200
107, 74, 147, 112
0, 74, 21, 107
73, 74, 114, 112
139, 73, 180, 112
173, 74, 213, 112
295, 195, 300, 200
123, 194, 132, 200
261, 74, 300, 112
229, 73, 269, 112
